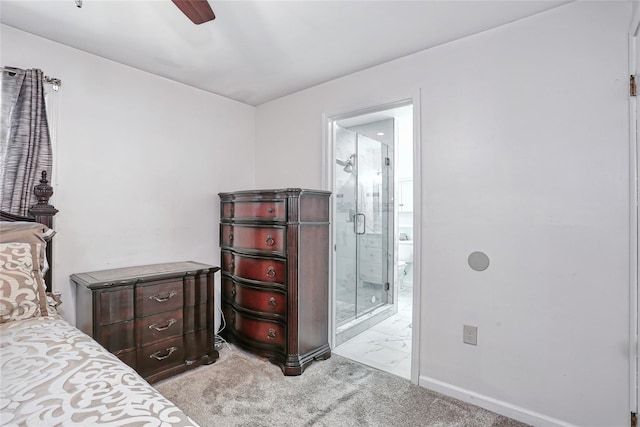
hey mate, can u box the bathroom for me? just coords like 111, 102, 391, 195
331, 102, 414, 379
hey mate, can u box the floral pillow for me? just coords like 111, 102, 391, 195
0, 242, 55, 323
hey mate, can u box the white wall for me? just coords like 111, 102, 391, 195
255, 2, 631, 426
1, 25, 256, 327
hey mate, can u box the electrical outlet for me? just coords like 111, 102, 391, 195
463, 325, 478, 346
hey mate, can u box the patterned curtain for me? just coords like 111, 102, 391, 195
0, 68, 53, 216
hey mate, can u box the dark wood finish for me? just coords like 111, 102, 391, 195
222, 251, 287, 285
0, 171, 58, 291
172, 0, 215, 25
138, 336, 186, 378
221, 223, 286, 254
222, 277, 287, 317
136, 280, 184, 317
72, 262, 220, 383
221, 200, 286, 221
219, 188, 331, 375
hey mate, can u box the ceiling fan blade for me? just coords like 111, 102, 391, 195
172, 0, 215, 25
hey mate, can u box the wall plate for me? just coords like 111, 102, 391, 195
463, 325, 478, 346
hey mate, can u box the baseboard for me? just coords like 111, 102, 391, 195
419, 375, 578, 427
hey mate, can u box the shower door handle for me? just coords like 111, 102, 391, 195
355, 213, 366, 235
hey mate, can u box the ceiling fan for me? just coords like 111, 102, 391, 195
74, 0, 215, 25
171, 0, 216, 25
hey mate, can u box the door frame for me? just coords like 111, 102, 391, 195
323, 91, 422, 384
629, 6, 639, 417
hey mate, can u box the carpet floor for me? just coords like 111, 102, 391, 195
154, 345, 529, 427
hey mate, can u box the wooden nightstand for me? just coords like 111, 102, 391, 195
72, 261, 220, 383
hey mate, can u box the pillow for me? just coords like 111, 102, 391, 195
0, 221, 55, 243
0, 221, 55, 273
0, 242, 55, 322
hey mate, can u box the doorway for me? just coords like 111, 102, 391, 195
329, 102, 414, 379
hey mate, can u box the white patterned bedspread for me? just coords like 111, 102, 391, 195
0, 316, 198, 427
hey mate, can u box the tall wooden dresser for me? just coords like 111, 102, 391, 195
73, 262, 219, 383
219, 188, 331, 375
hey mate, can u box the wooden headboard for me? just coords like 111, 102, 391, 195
0, 171, 59, 290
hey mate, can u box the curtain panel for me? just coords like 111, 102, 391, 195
0, 68, 53, 216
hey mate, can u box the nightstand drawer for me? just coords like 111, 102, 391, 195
97, 288, 134, 325
98, 320, 135, 353
138, 308, 183, 344
115, 349, 137, 369
136, 281, 183, 316
222, 277, 286, 317
221, 224, 285, 254
138, 336, 185, 378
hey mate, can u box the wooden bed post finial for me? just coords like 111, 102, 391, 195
33, 171, 53, 206
28, 171, 58, 227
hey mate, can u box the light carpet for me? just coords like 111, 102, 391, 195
154, 345, 529, 427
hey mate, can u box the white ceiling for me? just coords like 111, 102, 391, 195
0, 0, 570, 106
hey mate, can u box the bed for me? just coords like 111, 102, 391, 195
0, 172, 198, 426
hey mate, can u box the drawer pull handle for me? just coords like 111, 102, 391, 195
231, 284, 236, 297
149, 290, 177, 303
265, 235, 275, 246
267, 328, 277, 340
148, 319, 177, 331
230, 311, 236, 325
229, 258, 235, 270
268, 297, 276, 307
267, 207, 274, 213
266, 266, 276, 278
150, 346, 177, 361
228, 232, 234, 241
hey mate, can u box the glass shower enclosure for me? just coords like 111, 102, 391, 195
334, 122, 394, 345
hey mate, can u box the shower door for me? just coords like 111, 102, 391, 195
335, 125, 392, 328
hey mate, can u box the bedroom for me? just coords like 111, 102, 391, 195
0, 1, 636, 426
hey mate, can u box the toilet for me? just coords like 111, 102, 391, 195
397, 239, 413, 288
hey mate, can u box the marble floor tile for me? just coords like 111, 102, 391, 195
344, 328, 410, 353
334, 286, 414, 380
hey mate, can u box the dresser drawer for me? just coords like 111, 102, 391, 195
138, 308, 184, 344
115, 349, 137, 370
221, 201, 286, 222
98, 320, 135, 353
222, 277, 286, 317
221, 224, 285, 254
136, 280, 183, 317
224, 307, 286, 349
222, 252, 286, 285
97, 288, 134, 325
138, 336, 185, 378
